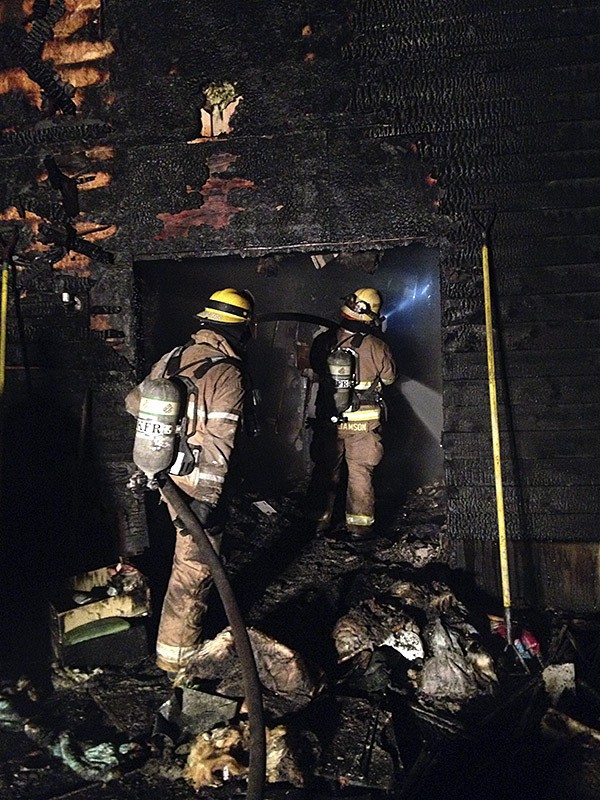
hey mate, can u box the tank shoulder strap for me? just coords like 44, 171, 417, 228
322, 328, 339, 353
331, 331, 364, 353
162, 343, 240, 381
161, 345, 186, 378
191, 355, 241, 380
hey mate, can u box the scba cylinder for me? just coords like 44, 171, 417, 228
327, 348, 355, 416
133, 377, 181, 479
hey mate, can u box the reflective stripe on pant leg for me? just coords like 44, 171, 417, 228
346, 513, 375, 527
156, 642, 197, 672
156, 528, 213, 672
343, 428, 383, 527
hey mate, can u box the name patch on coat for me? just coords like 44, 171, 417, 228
337, 421, 368, 432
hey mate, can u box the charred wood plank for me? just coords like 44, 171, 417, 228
448, 508, 599, 541
443, 349, 600, 380
443, 293, 600, 324
444, 457, 600, 487
444, 265, 600, 299
443, 180, 600, 212
442, 429, 600, 459
479, 208, 600, 239
449, 485, 600, 517
346, 8, 600, 59
442, 321, 600, 352
441, 237, 600, 270
360, 63, 600, 100
445, 376, 600, 406
444, 403, 598, 433
417, 121, 600, 160
457, 540, 600, 612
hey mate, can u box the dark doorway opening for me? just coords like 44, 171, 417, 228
133, 242, 442, 504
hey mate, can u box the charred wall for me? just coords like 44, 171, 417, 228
0, 0, 598, 606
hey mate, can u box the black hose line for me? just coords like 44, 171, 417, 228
158, 475, 266, 800
255, 311, 337, 329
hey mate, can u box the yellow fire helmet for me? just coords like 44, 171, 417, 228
196, 288, 254, 324
341, 287, 383, 323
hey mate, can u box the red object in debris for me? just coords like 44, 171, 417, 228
520, 628, 541, 656
492, 622, 506, 639
489, 615, 541, 658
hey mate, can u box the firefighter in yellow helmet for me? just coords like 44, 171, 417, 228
126, 288, 254, 675
305, 288, 397, 541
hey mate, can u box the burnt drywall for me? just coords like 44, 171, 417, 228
0, 0, 598, 592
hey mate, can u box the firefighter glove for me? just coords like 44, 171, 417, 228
190, 500, 214, 527
127, 469, 148, 499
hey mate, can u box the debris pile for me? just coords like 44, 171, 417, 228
332, 577, 498, 715
148, 483, 507, 793
2, 486, 600, 799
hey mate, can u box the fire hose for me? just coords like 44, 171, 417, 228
157, 474, 266, 800
255, 311, 336, 329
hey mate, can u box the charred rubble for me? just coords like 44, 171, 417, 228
2, 483, 600, 800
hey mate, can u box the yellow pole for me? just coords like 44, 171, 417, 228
0, 259, 9, 492
481, 237, 513, 643
0, 260, 8, 397
0, 229, 18, 496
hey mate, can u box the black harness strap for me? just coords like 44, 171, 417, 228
158, 345, 242, 475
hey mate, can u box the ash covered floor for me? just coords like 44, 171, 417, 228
2, 484, 600, 800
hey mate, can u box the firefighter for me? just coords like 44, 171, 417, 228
306, 288, 397, 541
126, 288, 254, 675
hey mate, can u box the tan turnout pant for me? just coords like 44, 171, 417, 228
155, 504, 222, 673
306, 422, 383, 533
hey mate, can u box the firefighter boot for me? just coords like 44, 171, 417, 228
347, 524, 377, 541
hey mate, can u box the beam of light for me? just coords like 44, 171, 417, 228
391, 378, 442, 441
386, 281, 432, 319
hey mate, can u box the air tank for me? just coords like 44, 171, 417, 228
327, 347, 355, 418
132, 377, 181, 479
